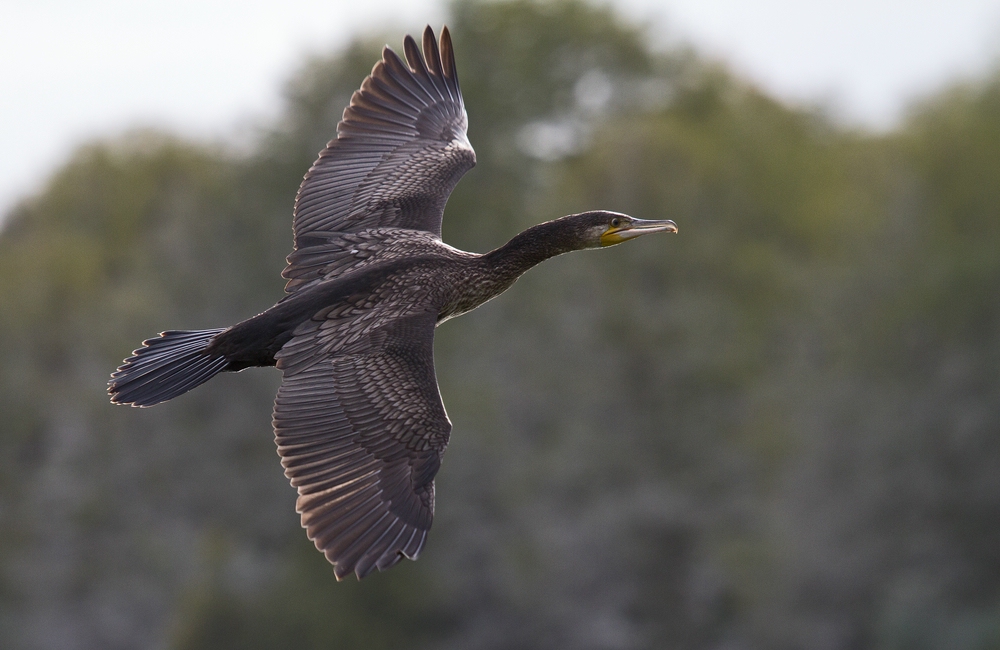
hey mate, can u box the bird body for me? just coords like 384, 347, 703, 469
110, 26, 676, 580
207, 209, 646, 373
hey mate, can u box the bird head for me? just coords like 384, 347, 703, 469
561, 210, 678, 249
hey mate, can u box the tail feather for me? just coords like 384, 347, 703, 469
109, 329, 229, 407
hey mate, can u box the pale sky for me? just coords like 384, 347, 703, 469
2, 0, 999, 216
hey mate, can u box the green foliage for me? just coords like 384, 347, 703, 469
171, 539, 450, 650
445, 0, 655, 247
887, 76, 1000, 350
2, 1, 1000, 648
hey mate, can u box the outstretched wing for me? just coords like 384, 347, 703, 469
272, 312, 450, 580
285, 25, 475, 291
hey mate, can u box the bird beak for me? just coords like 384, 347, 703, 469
600, 218, 678, 246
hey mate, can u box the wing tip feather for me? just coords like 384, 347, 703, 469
422, 26, 443, 78
440, 25, 458, 84
402, 34, 424, 75
326, 521, 427, 581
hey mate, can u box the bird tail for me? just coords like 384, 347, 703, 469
109, 329, 229, 407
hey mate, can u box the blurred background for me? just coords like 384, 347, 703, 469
2, 0, 1000, 648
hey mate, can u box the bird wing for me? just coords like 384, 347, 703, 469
284, 26, 476, 292
272, 311, 450, 580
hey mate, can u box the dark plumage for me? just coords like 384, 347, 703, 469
109, 26, 677, 580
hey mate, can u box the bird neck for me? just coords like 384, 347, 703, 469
438, 219, 584, 324
482, 219, 580, 280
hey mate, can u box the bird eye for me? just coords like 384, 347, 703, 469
610, 217, 621, 228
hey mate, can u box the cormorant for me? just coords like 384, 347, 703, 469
109, 26, 677, 580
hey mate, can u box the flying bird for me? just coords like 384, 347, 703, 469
109, 26, 677, 580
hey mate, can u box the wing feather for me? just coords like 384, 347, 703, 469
272, 312, 450, 579
287, 25, 475, 287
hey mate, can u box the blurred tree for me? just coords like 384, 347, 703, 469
2, 1, 1000, 649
